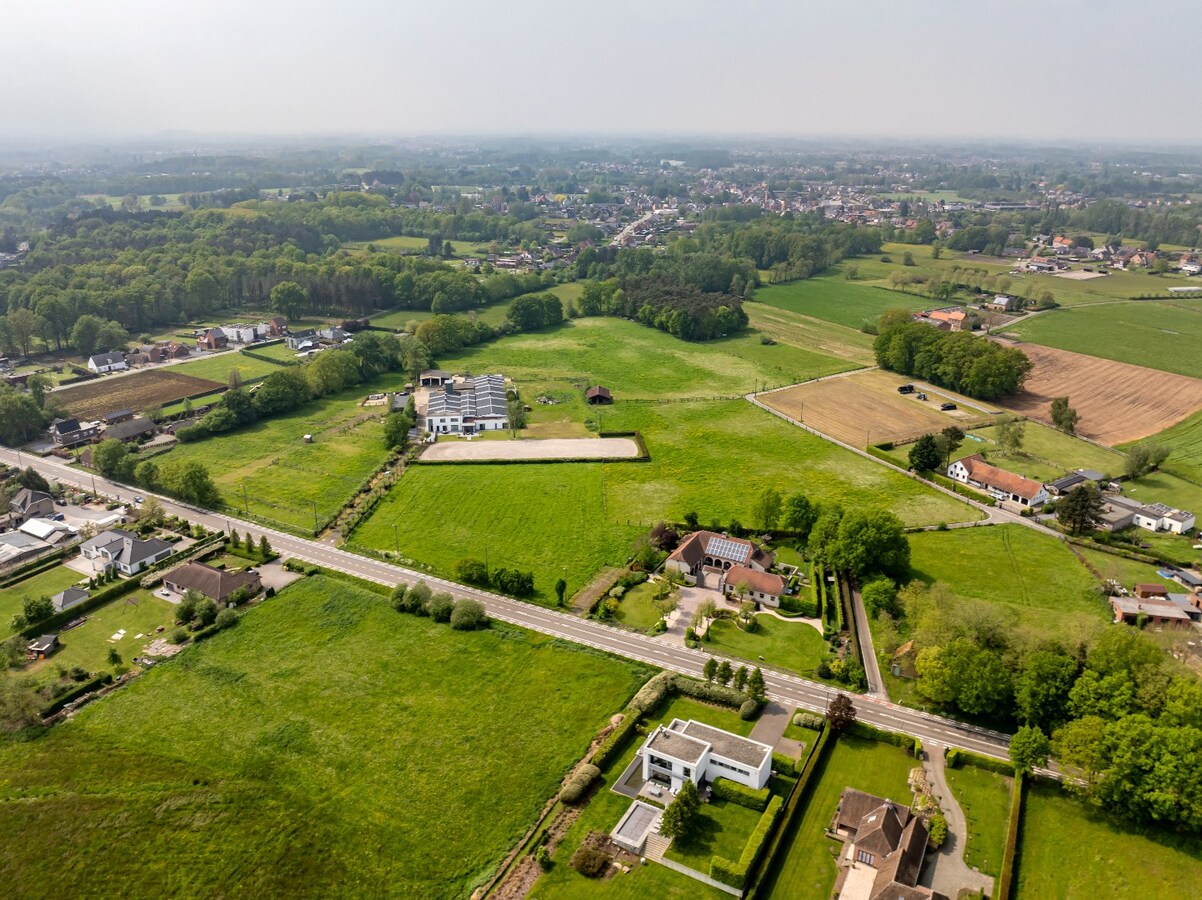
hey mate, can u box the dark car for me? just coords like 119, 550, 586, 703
940, 402, 957, 411
897, 384, 915, 394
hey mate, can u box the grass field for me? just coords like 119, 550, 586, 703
1008, 299, 1202, 379
533, 694, 754, 900
1014, 781, 1202, 899
1075, 546, 1169, 589
0, 566, 89, 638
0, 576, 648, 899
52, 369, 223, 419
908, 526, 1109, 639
704, 615, 828, 680
760, 735, 917, 899
757, 272, 932, 330
172, 350, 287, 383
944, 762, 1012, 876
743, 302, 876, 366
1144, 407, 1202, 482
615, 581, 663, 631
349, 235, 490, 257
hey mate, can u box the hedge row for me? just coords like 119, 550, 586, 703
672, 674, 755, 710
592, 709, 643, 771
629, 671, 674, 713
771, 751, 799, 778
946, 746, 1014, 775
845, 721, 921, 757
995, 771, 1026, 900
929, 471, 995, 505
711, 777, 770, 811
710, 795, 784, 889
239, 347, 298, 367
40, 673, 113, 717
559, 763, 601, 805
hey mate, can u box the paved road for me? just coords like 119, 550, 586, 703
1, 448, 1014, 761
920, 743, 995, 898
847, 579, 887, 698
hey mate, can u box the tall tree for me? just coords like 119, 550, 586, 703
1057, 484, 1104, 535
0, 388, 49, 446
782, 492, 817, 538
826, 692, 857, 732
996, 419, 1025, 455
752, 488, 783, 530
1050, 396, 1079, 434
908, 433, 942, 472
660, 779, 700, 839
269, 281, 307, 321
6, 307, 45, 357
1009, 725, 1050, 773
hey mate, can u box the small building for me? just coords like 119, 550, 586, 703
982, 294, 1020, 313
1044, 469, 1107, 497
419, 369, 452, 387
585, 385, 613, 405
1134, 583, 1168, 599
163, 561, 262, 603
9, 488, 54, 524
51, 586, 90, 612
79, 530, 174, 576
721, 565, 786, 607
196, 328, 228, 351
220, 324, 261, 344
1110, 595, 1191, 629
284, 330, 318, 350
101, 409, 134, 425
639, 718, 774, 792
18, 518, 76, 545
28, 634, 59, 659
947, 454, 1048, 507
0, 532, 52, 567
87, 351, 128, 374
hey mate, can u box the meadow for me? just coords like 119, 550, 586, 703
1014, 782, 1202, 899
908, 526, 1109, 640
758, 735, 917, 899
0, 565, 86, 637
757, 272, 931, 330
1008, 299, 1202, 379
0, 576, 649, 899
1144, 407, 1202, 483
944, 761, 1012, 877
172, 349, 290, 383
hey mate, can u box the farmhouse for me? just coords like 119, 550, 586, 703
8, 488, 54, 524
50, 417, 101, 447
721, 566, 786, 607
666, 530, 774, 582
916, 307, 967, 331
87, 351, 128, 374
832, 789, 943, 900
424, 374, 509, 434
947, 454, 1048, 507
103, 416, 157, 443
196, 328, 228, 351
163, 561, 262, 603
639, 719, 773, 793
982, 294, 1020, 312
1109, 595, 1193, 629
1044, 469, 1107, 497
1096, 493, 1196, 534
79, 530, 173, 575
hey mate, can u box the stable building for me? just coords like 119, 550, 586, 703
424, 373, 509, 434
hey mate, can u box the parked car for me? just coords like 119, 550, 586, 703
133, 495, 145, 504
897, 384, 916, 394
940, 402, 957, 411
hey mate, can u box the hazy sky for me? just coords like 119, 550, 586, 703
3, 0, 1200, 143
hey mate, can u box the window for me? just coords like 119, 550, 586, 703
682, 767, 691, 778
648, 754, 675, 771
856, 850, 875, 865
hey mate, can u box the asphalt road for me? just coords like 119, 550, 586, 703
2, 448, 1013, 760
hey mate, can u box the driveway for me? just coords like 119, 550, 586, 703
918, 743, 995, 898
659, 585, 722, 642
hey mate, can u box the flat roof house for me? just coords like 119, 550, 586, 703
1110, 595, 1192, 629
164, 561, 262, 603
79, 530, 173, 576
947, 454, 1048, 507
640, 718, 774, 793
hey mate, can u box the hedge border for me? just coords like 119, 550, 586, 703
995, 770, 1026, 900
0, 547, 71, 587
711, 777, 770, 811
20, 576, 143, 638
946, 746, 1014, 775
40, 672, 113, 717
844, 720, 921, 756
710, 794, 785, 889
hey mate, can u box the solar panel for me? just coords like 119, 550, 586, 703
705, 537, 750, 563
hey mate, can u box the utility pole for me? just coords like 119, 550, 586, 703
312, 500, 318, 534
243, 483, 249, 515
392, 523, 399, 553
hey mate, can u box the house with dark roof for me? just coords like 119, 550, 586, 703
87, 351, 128, 374
100, 409, 134, 425
1044, 469, 1107, 497
639, 718, 773, 793
51, 586, 90, 612
585, 385, 613, 405
196, 328, 228, 351
665, 530, 777, 599
8, 488, 54, 524
425, 374, 509, 434
832, 788, 945, 900
50, 417, 101, 447
27, 634, 59, 659
79, 530, 173, 575
103, 416, 157, 443
163, 562, 261, 603
947, 454, 1048, 507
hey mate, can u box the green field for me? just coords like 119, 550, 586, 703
908, 526, 1108, 638
743, 302, 876, 366
0, 576, 647, 898
944, 762, 1012, 876
760, 735, 917, 899
704, 615, 828, 680
757, 273, 932, 330
533, 694, 754, 900
1075, 546, 1169, 589
1144, 407, 1202, 483
1014, 782, 1202, 899
1009, 299, 1202, 378
0, 565, 87, 638
171, 350, 285, 383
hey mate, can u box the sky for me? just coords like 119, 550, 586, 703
2, 0, 1200, 144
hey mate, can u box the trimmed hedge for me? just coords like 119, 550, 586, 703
629, 671, 674, 713
559, 763, 601, 805
948, 746, 1014, 775
771, 751, 799, 778
845, 720, 919, 756
40, 673, 113, 717
592, 709, 643, 770
712, 777, 770, 811
995, 771, 1026, 900
711, 795, 784, 889
672, 674, 753, 710
792, 712, 824, 730
0, 548, 70, 588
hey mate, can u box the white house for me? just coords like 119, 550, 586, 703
639, 719, 773, 793
78, 529, 174, 575
87, 351, 127, 374
424, 373, 509, 434
219, 323, 268, 344
1134, 503, 1196, 534
947, 454, 1048, 507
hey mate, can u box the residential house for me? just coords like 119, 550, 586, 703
51, 586, 90, 613
982, 294, 1020, 313
9, 488, 54, 524
1162, 568, 1202, 594
1052, 235, 1074, 253
27, 634, 59, 659
1044, 469, 1107, 497
639, 719, 774, 793
1180, 258, 1202, 276
266, 316, 289, 336
832, 789, 945, 900
1109, 595, 1192, 629
78, 530, 173, 575
317, 326, 352, 344
284, 330, 318, 351
163, 561, 262, 603
87, 351, 128, 374
220, 323, 261, 344
103, 416, 156, 444
585, 385, 613, 405
917, 307, 967, 331
196, 328, 228, 351
946, 454, 1048, 507
425, 374, 509, 434
665, 530, 776, 590
50, 417, 101, 447
100, 409, 134, 426
721, 566, 786, 608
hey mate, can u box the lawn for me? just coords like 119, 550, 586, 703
1008, 299, 1202, 379
759, 734, 917, 899
1014, 781, 1202, 899
1146, 407, 1202, 482
1075, 546, 1169, 589
350, 235, 489, 257
908, 525, 1109, 639
664, 798, 763, 871
0, 576, 648, 899
615, 581, 663, 631
944, 761, 1012, 877
0, 565, 90, 638
532, 694, 756, 900
171, 350, 286, 383
704, 615, 827, 680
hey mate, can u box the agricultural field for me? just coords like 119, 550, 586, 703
757, 271, 932, 330
944, 762, 1012, 877
532, 694, 754, 900
0, 565, 88, 638
1139, 407, 1202, 483
52, 370, 222, 419
995, 341, 1202, 445
347, 235, 491, 258
1014, 782, 1202, 899
704, 615, 828, 680
743, 302, 875, 366
759, 368, 999, 447
908, 525, 1109, 640
1007, 299, 1202, 378
0, 576, 648, 899
759, 735, 917, 899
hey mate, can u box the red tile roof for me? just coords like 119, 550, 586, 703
958, 454, 1044, 501
724, 566, 784, 597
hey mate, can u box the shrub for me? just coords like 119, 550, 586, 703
193, 597, 218, 629
456, 558, 490, 586
169, 627, 189, 645
928, 813, 948, 848
215, 608, 238, 630
739, 698, 761, 720
264, 586, 275, 598
771, 752, 799, 777
559, 764, 601, 804
405, 581, 432, 615
792, 712, 824, 730
534, 845, 552, 871
426, 592, 455, 622
592, 710, 642, 770
672, 674, 748, 709
946, 748, 961, 768
570, 846, 609, 878
450, 598, 487, 630
629, 671, 674, 713
711, 777, 770, 810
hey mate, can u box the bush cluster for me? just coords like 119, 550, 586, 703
592, 710, 642, 770
570, 846, 609, 878
454, 558, 534, 597
390, 581, 489, 630
559, 764, 601, 805
711, 777, 770, 811
792, 712, 824, 730
629, 671, 674, 714
672, 674, 755, 710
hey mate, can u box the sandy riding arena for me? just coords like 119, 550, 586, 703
421, 437, 642, 462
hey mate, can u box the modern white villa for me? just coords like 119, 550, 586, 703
639, 718, 773, 792
424, 373, 509, 434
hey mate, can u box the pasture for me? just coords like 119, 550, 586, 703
172, 350, 289, 383
0, 565, 88, 638
1007, 299, 1202, 378
757, 272, 932, 330
995, 341, 1202, 445
908, 525, 1109, 640
743, 302, 876, 366
52, 370, 222, 419
759, 368, 999, 447
1014, 782, 1202, 899
0, 576, 648, 899
1146, 407, 1202, 482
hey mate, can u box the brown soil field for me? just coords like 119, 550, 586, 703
53, 370, 222, 419
759, 369, 999, 447
995, 341, 1202, 445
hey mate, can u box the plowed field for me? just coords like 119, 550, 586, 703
53, 370, 222, 419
